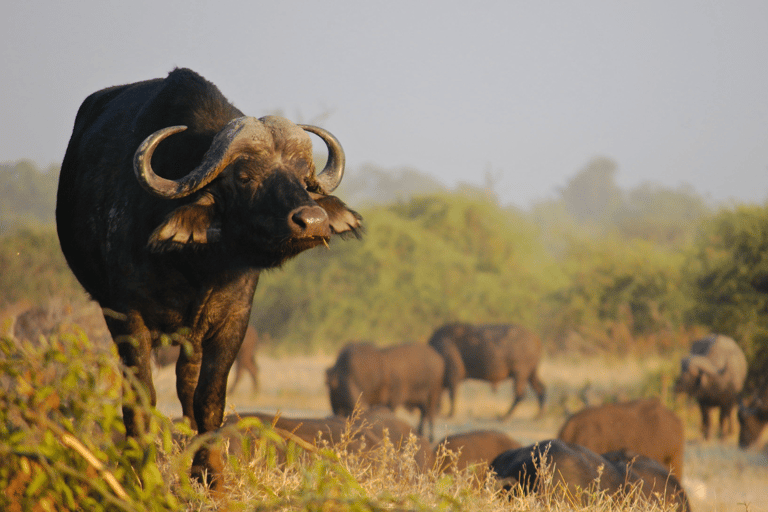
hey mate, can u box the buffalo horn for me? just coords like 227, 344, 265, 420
299, 124, 345, 193
134, 117, 260, 199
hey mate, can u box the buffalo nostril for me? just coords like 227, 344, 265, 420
289, 205, 330, 238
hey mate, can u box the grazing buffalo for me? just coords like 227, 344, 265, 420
434, 430, 521, 474
326, 342, 445, 441
56, 68, 361, 488
738, 392, 768, 448
557, 397, 684, 478
674, 334, 747, 439
491, 440, 689, 510
427, 323, 546, 418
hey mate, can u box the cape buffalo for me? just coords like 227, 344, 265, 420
491, 440, 689, 511
674, 334, 747, 439
56, 68, 361, 488
434, 429, 521, 474
427, 323, 546, 418
738, 392, 768, 448
557, 397, 684, 478
326, 342, 445, 441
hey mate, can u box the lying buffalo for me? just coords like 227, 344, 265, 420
56, 68, 361, 488
220, 410, 433, 471
601, 449, 690, 512
557, 397, 684, 478
674, 334, 747, 439
427, 323, 546, 418
434, 429, 520, 474
491, 440, 689, 511
326, 342, 445, 441
738, 392, 768, 448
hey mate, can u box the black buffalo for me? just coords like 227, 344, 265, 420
56, 68, 361, 487
491, 440, 689, 511
326, 342, 445, 441
427, 323, 546, 418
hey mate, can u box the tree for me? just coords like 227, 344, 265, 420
687, 204, 768, 389
559, 157, 622, 224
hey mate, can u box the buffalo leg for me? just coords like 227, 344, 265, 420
719, 403, 734, 438
105, 311, 155, 438
176, 339, 202, 430
190, 329, 244, 491
699, 401, 711, 440
501, 376, 527, 420
529, 371, 547, 417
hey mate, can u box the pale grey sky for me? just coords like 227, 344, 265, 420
2, 1, 767, 208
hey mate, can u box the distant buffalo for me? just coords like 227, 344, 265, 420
738, 392, 768, 448
427, 323, 545, 418
326, 342, 445, 441
491, 440, 689, 511
674, 334, 747, 439
435, 430, 520, 474
557, 397, 684, 478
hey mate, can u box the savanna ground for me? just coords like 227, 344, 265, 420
203, 352, 768, 512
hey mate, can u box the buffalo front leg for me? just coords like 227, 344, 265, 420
176, 340, 202, 430
699, 401, 712, 440
190, 333, 243, 492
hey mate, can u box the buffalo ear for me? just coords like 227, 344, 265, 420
149, 195, 221, 251
311, 193, 363, 237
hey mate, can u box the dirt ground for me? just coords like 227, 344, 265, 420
153, 353, 768, 512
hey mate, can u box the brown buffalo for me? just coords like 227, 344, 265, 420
557, 397, 684, 478
427, 323, 545, 418
674, 334, 747, 439
221, 410, 433, 471
491, 440, 689, 510
435, 430, 521, 474
326, 342, 445, 441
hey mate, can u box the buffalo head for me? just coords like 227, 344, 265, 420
134, 115, 359, 264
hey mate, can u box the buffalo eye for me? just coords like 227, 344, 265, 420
236, 171, 253, 185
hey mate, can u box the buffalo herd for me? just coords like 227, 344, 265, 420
16, 66, 757, 507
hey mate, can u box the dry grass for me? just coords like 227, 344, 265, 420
3, 324, 766, 511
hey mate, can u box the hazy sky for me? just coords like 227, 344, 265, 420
2, 1, 767, 208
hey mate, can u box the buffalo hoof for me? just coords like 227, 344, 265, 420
191, 445, 226, 497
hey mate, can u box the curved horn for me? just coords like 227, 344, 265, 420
134, 117, 261, 199
299, 124, 345, 193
